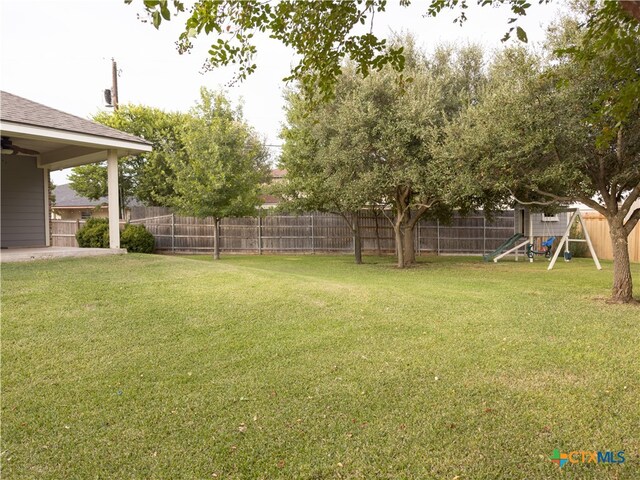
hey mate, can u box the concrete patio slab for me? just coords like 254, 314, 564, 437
1, 247, 126, 263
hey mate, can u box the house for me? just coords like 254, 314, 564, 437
52, 184, 143, 221
1, 91, 151, 250
260, 168, 287, 208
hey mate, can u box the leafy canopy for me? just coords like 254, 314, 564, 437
126, 0, 542, 101
70, 105, 188, 207
170, 87, 270, 219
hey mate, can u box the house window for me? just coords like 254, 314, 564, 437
542, 213, 559, 222
80, 210, 93, 220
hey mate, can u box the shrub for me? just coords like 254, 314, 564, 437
120, 224, 155, 253
76, 218, 109, 248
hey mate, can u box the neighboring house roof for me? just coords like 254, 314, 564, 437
272, 168, 287, 179
52, 184, 143, 208
261, 194, 280, 205
0, 91, 151, 147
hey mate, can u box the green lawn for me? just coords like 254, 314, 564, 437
1, 254, 639, 479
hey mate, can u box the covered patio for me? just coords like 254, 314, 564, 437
1, 91, 152, 256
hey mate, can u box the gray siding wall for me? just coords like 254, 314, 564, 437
1, 155, 46, 247
530, 212, 570, 237
515, 209, 570, 237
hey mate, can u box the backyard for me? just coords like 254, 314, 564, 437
1, 254, 639, 479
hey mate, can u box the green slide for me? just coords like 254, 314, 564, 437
483, 233, 525, 262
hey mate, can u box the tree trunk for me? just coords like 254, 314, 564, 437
609, 222, 634, 303
352, 213, 362, 265
374, 211, 382, 256
402, 224, 416, 266
394, 225, 404, 268
213, 217, 221, 260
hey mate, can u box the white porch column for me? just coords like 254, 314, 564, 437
107, 149, 120, 248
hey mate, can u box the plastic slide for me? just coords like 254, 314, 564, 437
483, 233, 525, 262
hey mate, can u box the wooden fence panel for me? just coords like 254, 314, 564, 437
582, 213, 639, 262
51, 210, 639, 262
52, 210, 521, 256
51, 220, 83, 247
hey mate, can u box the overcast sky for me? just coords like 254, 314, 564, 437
1, 0, 564, 184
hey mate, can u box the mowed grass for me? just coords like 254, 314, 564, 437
1, 254, 639, 479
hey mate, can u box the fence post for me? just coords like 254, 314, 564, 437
483, 216, 486, 254
171, 213, 175, 253
436, 219, 440, 256
311, 213, 315, 253
258, 215, 262, 255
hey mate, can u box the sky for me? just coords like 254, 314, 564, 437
1, 0, 565, 184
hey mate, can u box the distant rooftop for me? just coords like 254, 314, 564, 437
53, 184, 143, 208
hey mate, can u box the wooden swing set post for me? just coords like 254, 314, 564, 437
547, 209, 601, 271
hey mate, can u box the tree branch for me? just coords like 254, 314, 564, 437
624, 207, 640, 236
620, 182, 640, 217
531, 189, 574, 203
576, 195, 608, 217
408, 204, 431, 229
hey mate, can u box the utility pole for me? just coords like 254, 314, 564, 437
111, 58, 119, 110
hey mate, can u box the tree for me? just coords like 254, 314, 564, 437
279, 39, 486, 268
277, 71, 381, 265
68, 157, 136, 219
128, 0, 636, 124
171, 87, 270, 259
69, 105, 188, 210
441, 32, 639, 302
93, 105, 189, 206
126, 0, 544, 102
558, 0, 639, 140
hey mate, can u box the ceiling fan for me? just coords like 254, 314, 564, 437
1, 136, 40, 156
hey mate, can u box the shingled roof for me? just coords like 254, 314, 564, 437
0, 91, 151, 146
53, 184, 143, 208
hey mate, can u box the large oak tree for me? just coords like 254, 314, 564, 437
279, 40, 486, 268
441, 21, 639, 302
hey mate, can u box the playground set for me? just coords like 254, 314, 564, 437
483, 208, 601, 271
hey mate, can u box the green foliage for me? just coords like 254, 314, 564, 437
70, 105, 188, 208
440, 13, 640, 301
568, 221, 589, 258
120, 224, 155, 253
75, 218, 110, 248
558, 0, 640, 135
127, 0, 538, 102
68, 163, 111, 202
170, 88, 270, 219
280, 38, 488, 267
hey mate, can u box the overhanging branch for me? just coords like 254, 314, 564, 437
621, 182, 640, 217
624, 207, 640, 236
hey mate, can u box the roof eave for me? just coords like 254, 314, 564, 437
0, 120, 153, 152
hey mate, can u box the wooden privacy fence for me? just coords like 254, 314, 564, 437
50, 210, 639, 261
581, 212, 640, 262
123, 211, 516, 255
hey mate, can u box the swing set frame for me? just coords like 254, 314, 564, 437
492, 208, 601, 270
